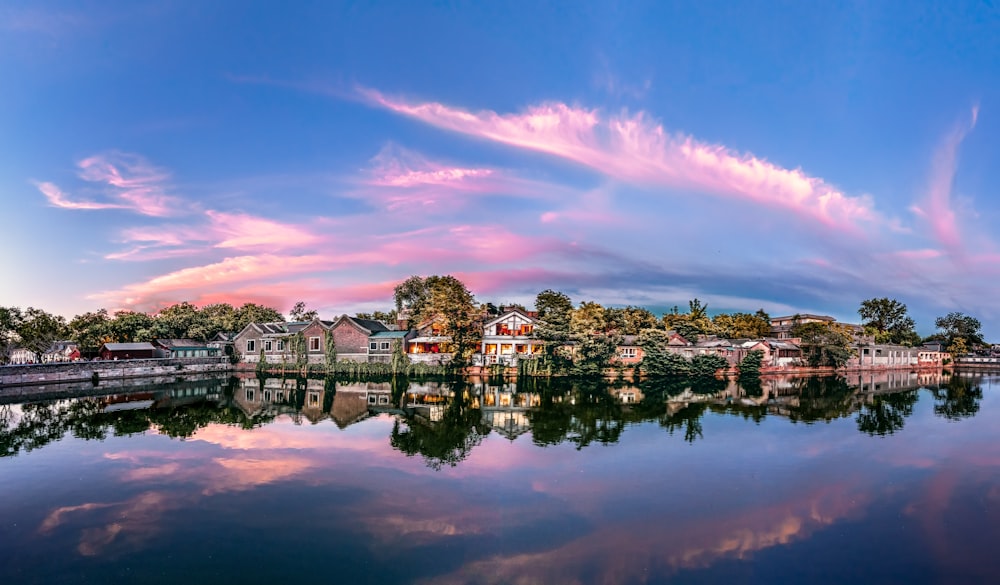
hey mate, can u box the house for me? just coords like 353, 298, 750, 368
207, 332, 236, 355
616, 335, 644, 365
368, 329, 416, 363
739, 339, 803, 367
9, 347, 37, 365
42, 341, 80, 363
232, 320, 315, 363
852, 344, 920, 368
152, 339, 219, 359
328, 315, 392, 363
408, 318, 453, 364
99, 342, 157, 360
478, 308, 539, 366
770, 313, 866, 341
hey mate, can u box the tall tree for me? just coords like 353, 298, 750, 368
606, 306, 659, 335
68, 309, 112, 352
533, 290, 574, 373
289, 301, 318, 322
570, 302, 607, 336
15, 307, 68, 358
0, 306, 24, 364
419, 275, 480, 367
858, 298, 919, 345
234, 303, 284, 331
394, 276, 431, 315
934, 312, 984, 352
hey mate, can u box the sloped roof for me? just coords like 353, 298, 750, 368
101, 342, 156, 351
370, 330, 411, 339
484, 308, 538, 328
155, 339, 209, 350
351, 317, 390, 333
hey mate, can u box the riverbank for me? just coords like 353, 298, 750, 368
0, 357, 232, 389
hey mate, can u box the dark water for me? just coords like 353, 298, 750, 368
1, 370, 997, 584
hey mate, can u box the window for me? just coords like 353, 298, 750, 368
380, 342, 390, 350
246, 340, 255, 353
245, 389, 254, 401
370, 342, 377, 351
621, 347, 637, 358
264, 390, 272, 402
277, 340, 285, 351
309, 393, 319, 406
264, 340, 272, 352
309, 337, 320, 351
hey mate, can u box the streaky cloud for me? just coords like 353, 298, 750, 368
360, 87, 880, 231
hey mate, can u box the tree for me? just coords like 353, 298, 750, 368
934, 312, 984, 351
858, 298, 919, 345
690, 354, 727, 378
324, 330, 337, 369
0, 306, 24, 364
712, 311, 771, 339
533, 290, 574, 373
570, 302, 606, 336
639, 329, 691, 377
289, 301, 318, 322
68, 309, 112, 353
419, 275, 480, 367
662, 299, 715, 340
605, 306, 659, 335
107, 310, 155, 343
390, 339, 410, 374
234, 303, 284, 331
792, 321, 854, 367
571, 334, 618, 377
16, 307, 68, 358
394, 276, 431, 315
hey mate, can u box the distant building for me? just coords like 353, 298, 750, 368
99, 342, 157, 360
152, 339, 219, 358
9, 348, 37, 365
42, 341, 80, 363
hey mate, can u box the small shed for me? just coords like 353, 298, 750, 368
99, 342, 157, 360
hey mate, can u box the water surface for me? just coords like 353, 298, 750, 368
1, 371, 997, 584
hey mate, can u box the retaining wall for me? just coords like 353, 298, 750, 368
0, 357, 233, 388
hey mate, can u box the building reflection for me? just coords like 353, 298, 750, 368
0, 369, 987, 463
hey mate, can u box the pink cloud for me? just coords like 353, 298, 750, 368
361, 88, 879, 231
76, 152, 183, 217
35, 181, 127, 211
205, 211, 325, 249
919, 106, 979, 257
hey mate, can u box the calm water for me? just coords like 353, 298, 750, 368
1, 371, 998, 584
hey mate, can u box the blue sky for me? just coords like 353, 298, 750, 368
2, 1, 999, 336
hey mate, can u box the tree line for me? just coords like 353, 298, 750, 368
0, 275, 989, 368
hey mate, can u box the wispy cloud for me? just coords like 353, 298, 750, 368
36, 152, 184, 217
911, 106, 980, 258
35, 181, 127, 211
360, 88, 880, 231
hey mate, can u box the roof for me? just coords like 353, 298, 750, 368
770, 314, 835, 323
155, 339, 209, 350
101, 342, 156, 351
350, 317, 390, 333
370, 330, 411, 339
484, 308, 538, 328
620, 335, 639, 346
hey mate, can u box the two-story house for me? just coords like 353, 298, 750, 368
479, 308, 539, 366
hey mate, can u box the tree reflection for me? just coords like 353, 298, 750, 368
932, 376, 983, 421
856, 391, 918, 436
390, 380, 491, 470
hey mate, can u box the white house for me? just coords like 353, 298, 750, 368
478, 308, 539, 366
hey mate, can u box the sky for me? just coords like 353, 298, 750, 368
2, 1, 999, 336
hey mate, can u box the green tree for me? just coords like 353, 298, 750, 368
419, 275, 480, 367
570, 301, 607, 336
639, 329, 691, 377
934, 312, 984, 351
390, 339, 410, 374
16, 307, 68, 358
712, 311, 771, 339
662, 299, 715, 340
690, 354, 727, 378
533, 290, 574, 373
394, 275, 431, 316
108, 310, 155, 343
572, 334, 618, 377
324, 330, 337, 370
605, 306, 659, 335
739, 349, 765, 378
858, 298, 919, 345
0, 306, 24, 363
856, 391, 918, 436
68, 309, 112, 353
234, 303, 284, 331
792, 321, 854, 367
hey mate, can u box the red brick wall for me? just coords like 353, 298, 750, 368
300, 321, 328, 355
331, 320, 369, 356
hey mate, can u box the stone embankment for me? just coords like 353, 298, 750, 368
0, 357, 233, 390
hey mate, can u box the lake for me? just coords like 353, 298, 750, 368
1, 370, 997, 584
